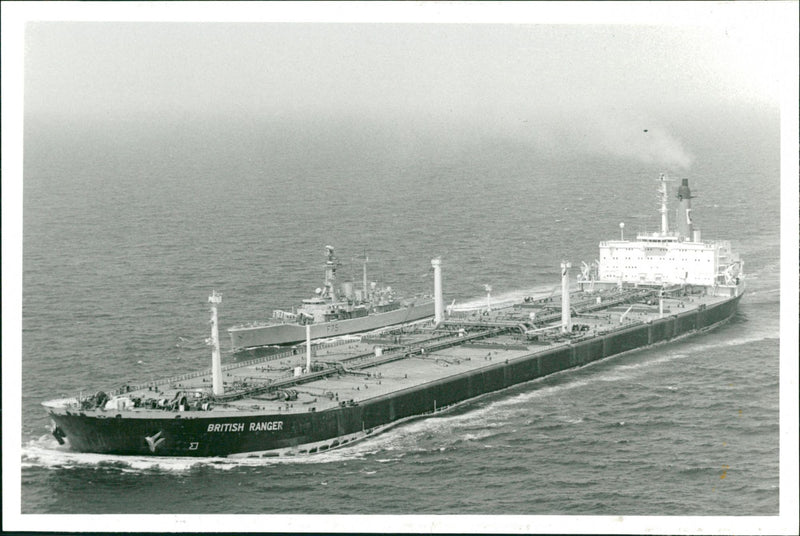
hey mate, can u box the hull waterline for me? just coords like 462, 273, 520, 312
47, 293, 741, 458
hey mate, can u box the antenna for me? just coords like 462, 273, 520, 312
363, 249, 369, 301
447, 298, 456, 315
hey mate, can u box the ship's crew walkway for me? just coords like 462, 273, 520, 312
440, 319, 528, 333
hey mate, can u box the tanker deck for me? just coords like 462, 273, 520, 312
44, 284, 740, 457
133, 287, 726, 417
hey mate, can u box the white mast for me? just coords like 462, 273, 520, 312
305, 323, 312, 373
363, 252, 369, 302
561, 261, 572, 333
432, 258, 443, 324
659, 173, 669, 235
209, 291, 224, 396
484, 284, 492, 312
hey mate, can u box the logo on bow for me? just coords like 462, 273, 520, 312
145, 431, 165, 453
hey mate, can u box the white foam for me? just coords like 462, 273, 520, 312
21, 434, 380, 472
557, 415, 584, 425
23, 440, 210, 473
460, 429, 503, 442
614, 352, 689, 372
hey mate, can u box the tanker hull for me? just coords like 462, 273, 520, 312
47, 294, 740, 458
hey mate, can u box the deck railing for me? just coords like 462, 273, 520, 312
110, 336, 364, 395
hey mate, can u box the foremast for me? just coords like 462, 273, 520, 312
322, 245, 341, 301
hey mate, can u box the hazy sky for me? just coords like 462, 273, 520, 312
22, 13, 789, 171
25, 21, 781, 122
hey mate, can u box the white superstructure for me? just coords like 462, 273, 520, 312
597, 175, 744, 297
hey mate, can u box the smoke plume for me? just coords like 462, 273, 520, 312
562, 113, 695, 170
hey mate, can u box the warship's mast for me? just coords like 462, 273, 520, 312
323, 246, 339, 301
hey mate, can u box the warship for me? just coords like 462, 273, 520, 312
43, 175, 744, 457
227, 247, 435, 351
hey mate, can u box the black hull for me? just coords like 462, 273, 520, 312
48, 294, 741, 457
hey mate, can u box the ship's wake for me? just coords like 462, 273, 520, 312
451, 284, 561, 311
20, 429, 418, 473
22, 437, 220, 473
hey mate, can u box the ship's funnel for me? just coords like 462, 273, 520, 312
432, 258, 443, 324
209, 291, 224, 396
676, 178, 694, 240
561, 262, 572, 333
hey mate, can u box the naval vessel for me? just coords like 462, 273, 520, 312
43, 175, 744, 457
228, 247, 435, 351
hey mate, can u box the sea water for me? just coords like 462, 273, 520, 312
19, 110, 780, 516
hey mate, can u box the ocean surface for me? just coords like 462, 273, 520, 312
18, 109, 780, 518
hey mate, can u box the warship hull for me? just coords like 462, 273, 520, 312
46, 293, 741, 457
228, 300, 435, 351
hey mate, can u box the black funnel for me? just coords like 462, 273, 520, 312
677, 178, 692, 200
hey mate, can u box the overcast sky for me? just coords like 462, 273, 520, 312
22, 15, 788, 171
25, 19, 782, 123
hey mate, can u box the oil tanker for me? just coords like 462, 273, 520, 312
227, 247, 434, 351
43, 175, 744, 457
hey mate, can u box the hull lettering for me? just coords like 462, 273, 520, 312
206, 421, 283, 433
